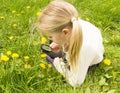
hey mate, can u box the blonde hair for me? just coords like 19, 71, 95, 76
38, 0, 82, 71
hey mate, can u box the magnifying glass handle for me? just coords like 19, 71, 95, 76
47, 51, 63, 59
46, 55, 54, 64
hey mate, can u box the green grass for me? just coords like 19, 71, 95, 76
0, 0, 120, 93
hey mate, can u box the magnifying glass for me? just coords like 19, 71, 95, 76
41, 44, 52, 53
41, 44, 63, 59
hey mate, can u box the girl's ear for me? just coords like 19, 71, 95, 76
62, 27, 71, 35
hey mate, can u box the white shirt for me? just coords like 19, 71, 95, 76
53, 19, 104, 87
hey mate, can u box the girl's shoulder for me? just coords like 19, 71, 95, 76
79, 19, 101, 39
79, 19, 98, 29
79, 19, 103, 53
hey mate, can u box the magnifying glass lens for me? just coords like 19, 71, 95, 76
41, 44, 52, 52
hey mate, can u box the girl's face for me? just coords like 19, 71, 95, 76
45, 31, 68, 45
43, 26, 72, 51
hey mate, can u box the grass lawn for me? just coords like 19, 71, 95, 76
0, 0, 120, 93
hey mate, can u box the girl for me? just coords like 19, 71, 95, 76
38, 0, 104, 87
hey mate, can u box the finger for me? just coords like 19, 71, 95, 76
53, 57, 60, 63
50, 42, 57, 48
59, 58, 63, 62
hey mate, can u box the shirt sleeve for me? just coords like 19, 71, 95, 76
53, 45, 101, 87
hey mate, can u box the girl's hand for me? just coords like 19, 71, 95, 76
53, 57, 65, 73
50, 42, 61, 53
53, 57, 60, 64
53, 57, 63, 63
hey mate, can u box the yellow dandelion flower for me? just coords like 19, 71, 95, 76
0, 55, 9, 62
39, 63, 46, 69
40, 53, 47, 58
6, 51, 12, 56
12, 10, 16, 14
103, 59, 111, 66
8, 36, 14, 40
26, 6, 30, 9
85, 17, 90, 21
16, 14, 21, 16
24, 63, 31, 69
0, 16, 5, 19
12, 23, 17, 27
9, 16, 12, 18
21, 11, 25, 14
48, 64, 52, 68
24, 56, 29, 60
36, 11, 41, 16
41, 37, 47, 44
112, 35, 115, 39
12, 53, 19, 58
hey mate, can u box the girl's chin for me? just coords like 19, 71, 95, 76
62, 44, 69, 52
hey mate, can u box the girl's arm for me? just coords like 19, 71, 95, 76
53, 46, 101, 87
